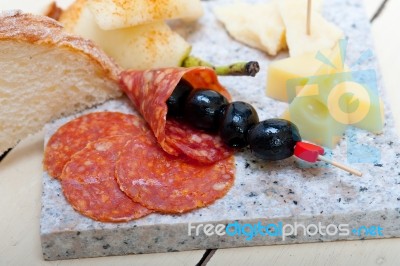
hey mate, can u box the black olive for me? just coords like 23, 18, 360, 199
248, 119, 301, 161
219, 101, 259, 148
166, 79, 193, 118
184, 89, 228, 131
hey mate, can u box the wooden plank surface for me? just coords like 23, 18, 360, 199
208, 239, 400, 266
364, 0, 385, 19
370, 0, 400, 132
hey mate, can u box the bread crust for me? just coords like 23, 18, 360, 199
0, 10, 122, 81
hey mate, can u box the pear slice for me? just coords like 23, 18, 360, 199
278, 0, 343, 56
59, 0, 191, 70
87, 0, 204, 30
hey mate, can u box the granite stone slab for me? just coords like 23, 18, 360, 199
40, 0, 400, 260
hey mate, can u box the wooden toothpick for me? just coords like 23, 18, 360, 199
294, 142, 363, 177
317, 155, 363, 177
307, 0, 312, 35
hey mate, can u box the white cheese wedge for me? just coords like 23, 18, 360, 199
87, 0, 204, 30
214, 2, 286, 56
59, 0, 191, 70
278, 0, 343, 56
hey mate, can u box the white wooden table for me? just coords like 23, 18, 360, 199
1, 0, 399, 265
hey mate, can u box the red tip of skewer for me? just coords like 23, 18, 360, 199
294, 141, 363, 177
294, 141, 324, 163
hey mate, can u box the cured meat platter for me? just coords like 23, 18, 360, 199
37, 0, 400, 261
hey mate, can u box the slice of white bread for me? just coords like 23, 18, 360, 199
0, 10, 123, 155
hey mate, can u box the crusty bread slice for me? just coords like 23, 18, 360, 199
0, 10, 123, 154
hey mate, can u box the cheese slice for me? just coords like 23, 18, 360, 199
278, 0, 343, 56
283, 78, 348, 148
281, 45, 384, 147
282, 45, 348, 148
60, 0, 191, 70
214, 2, 286, 56
310, 46, 384, 134
266, 49, 330, 102
87, 0, 204, 30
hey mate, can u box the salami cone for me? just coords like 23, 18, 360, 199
120, 67, 233, 164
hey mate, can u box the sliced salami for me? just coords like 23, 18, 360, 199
61, 135, 152, 222
44, 112, 149, 179
165, 119, 232, 164
115, 133, 235, 214
120, 67, 233, 163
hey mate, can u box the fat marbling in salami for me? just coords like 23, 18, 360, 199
44, 112, 149, 179
115, 133, 235, 214
61, 135, 152, 222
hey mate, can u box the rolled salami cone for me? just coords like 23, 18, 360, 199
120, 67, 233, 164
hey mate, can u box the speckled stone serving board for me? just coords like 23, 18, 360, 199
41, 0, 400, 261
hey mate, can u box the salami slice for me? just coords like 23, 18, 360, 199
115, 133, 235, 214
44, 112, 149, 179
165, 119, 232, 164
61, 135, 152, 222
120, 67, 233, 163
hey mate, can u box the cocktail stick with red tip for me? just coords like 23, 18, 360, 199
294, 141, 363, 177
